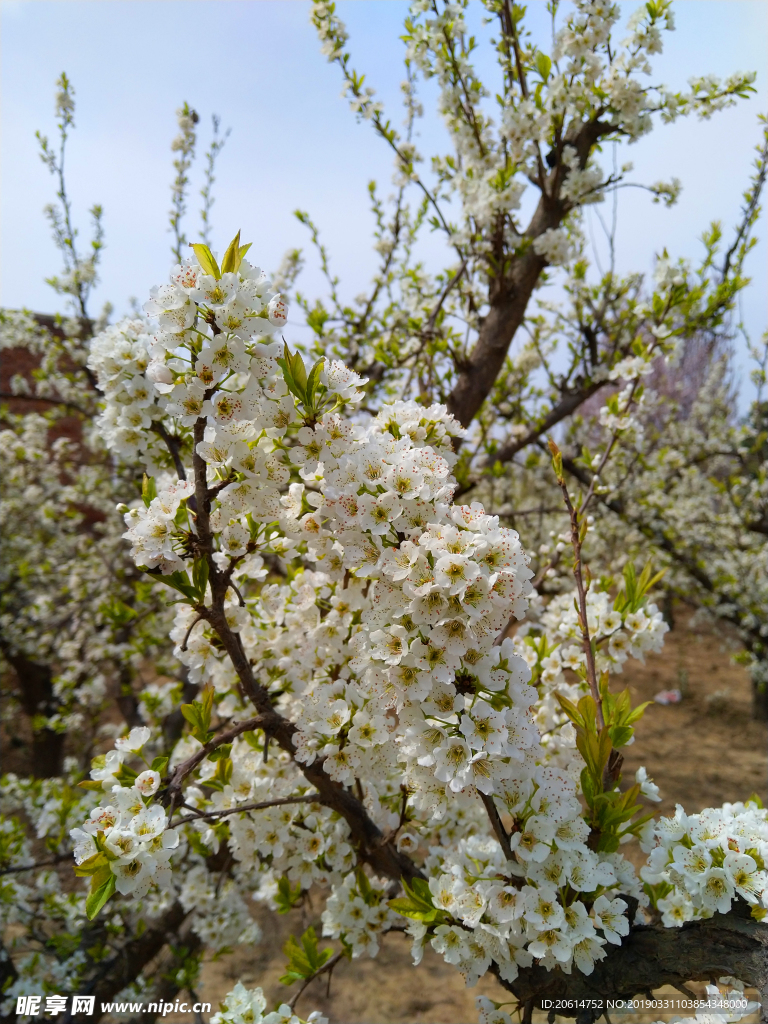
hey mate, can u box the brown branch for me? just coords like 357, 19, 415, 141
177, 794, 320, 825
201, 600, 425, 882
721, 122, 768, 280
72, 901, 189, 1022
493, 379, 605, 465
184, 416, 424, 883
557, 449, 768, 664
478, 791, 516, 865
446, 119, 613, 427
496, 899, 768, 1020
122, 926, 203, 1024
0, 937, 18, 1024
208, 472, 237, 500
0, 391, 90, 416
151, 421, 187, 482
0, 854, 69, 876
288, 950, 346, 1012
423, 260, 468, 338
179, 613, 205, 652
0, 642, 65, 777
548, 441, 603, 726
164, 715, 268, 818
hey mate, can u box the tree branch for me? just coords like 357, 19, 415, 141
288, 950, 345, 1012
492, 379, 605, 465
446, 119, 613, 427
176, 794, 320, 825
497, 899, 768, 1019
151, 421, 187, 482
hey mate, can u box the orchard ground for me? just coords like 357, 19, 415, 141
152, 611, 764, 1023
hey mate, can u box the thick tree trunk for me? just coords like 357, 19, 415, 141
64, 902, 189, 1023
446, 118, 611, 427
447, 248, 547, 427
753, 677, 768, 723
2, 647, 65, 777
0, 938, 18, 1024
124, 927, 203, 1024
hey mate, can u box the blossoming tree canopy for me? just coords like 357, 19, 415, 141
62, 235, 768, 1008
2, 0, 768, 1018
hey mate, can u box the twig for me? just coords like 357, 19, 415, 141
180, 613, 204, 652
0, 855, 69, 876
672, 982, 699, 999
288, 950, 345, 1012
151, 421, 187, 481
548, 439, 604, 726
0, 392, 89, 416
176, 794, 320, 825
378, 785, 410, 847
721, 122, 768, 280
163, 715, 269, 822
208, 473, 236, 499
479, 791, 515, 863
423, 262, 467, 338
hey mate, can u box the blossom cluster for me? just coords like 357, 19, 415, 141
641, 799, 768, 926
399, 767, 648, 982
211, 983, 327, 1024
68, 237, 767, 1009
512, 587, 668, 768
69, 727, 178, 899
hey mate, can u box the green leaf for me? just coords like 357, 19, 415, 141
388, 876, 440, 922
191, 557, 209, 601
77, 780, 105, 792
86, 870, 116, 920
280, 927, 333, 985
100, 597, 138, 627
554, 692, 584, 728
643, 879, 673, 908
201, 683, 214, 729
275, 875, 303, 914
207, 744, 232, 762
625, 701, 652, 726
141, 568, 197, 601
142, 474, 157, 508
242, 730, 262, 751
205, 756, 233, 790
580, 766, 598, 806
74, 852, 109, 877
112, 763, 138, 786
220, 231, 242, 275
355, 865, 376, 905
181, 685, 215, 742
151, 756, 169, 774
181, 703, 202, 729
305, 358, 326, 410
190, 243, 221, 280
387, 897, 438, 923
745, 846, 765, 870
608, 725, 634, 748
535, 51, 552, 82
238, 242, 252, 265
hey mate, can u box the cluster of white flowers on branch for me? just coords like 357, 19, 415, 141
3, 1, 767, 1016
54, 237, 765, 1014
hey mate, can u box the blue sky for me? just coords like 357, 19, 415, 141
1, 0, 766, 394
